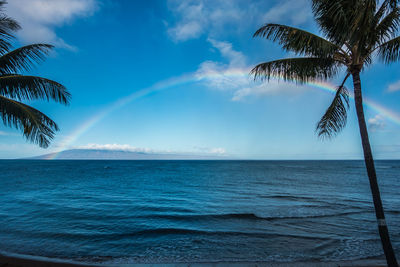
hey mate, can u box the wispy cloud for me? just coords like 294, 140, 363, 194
7, 0, 99, 50
77, 143, 154, 153
193, 146, 226, 155
195, 38, 306, 100
0, 130, 16, 136
166, 1, 206, 42
167, 0, 244, 42
76, 144, 227, 155
368, 114, 385, 131
207, 39, 246, 67
387, 80, 400, 93
261, 0, 311, 25
166, 0, 313, 42
232, 82, 302, 101
167, 1, 314, 99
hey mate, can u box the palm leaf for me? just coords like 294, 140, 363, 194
0, 75, 70, 104
374, 0, 391, 24
312, 0, 354, 45
0, 0, 7, 10
377, 35, 400, 62
316, 74, 350, 138
0, 1, 20, 32
0, 15, 20, 55
351, 1, 381, 56
0, 1, 21, 55
0, 95, 58, 148
0, 44, 54, 74
374, 4, 400, 44
0, 14, 20, 39
312, 0, 377, 49
387, 0, 400, 8
253, 24, 342, 58
250, 57, 339, 83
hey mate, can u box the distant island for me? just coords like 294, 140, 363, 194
27, 149, 226, 160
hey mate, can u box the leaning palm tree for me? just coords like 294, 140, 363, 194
251, 0, 399, 265
0, 1, 70, 148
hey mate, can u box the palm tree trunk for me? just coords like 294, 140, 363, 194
352, 71, 398, 267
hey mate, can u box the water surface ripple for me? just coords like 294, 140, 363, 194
0, 160, 398, 264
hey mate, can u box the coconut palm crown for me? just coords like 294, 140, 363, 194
0, 1, 70, 148
251, 0, 399, 266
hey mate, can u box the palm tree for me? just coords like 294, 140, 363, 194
0, 1, 70, 148
251, 0, 399, 265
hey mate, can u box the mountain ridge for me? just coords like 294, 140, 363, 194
27, 149, 226, 160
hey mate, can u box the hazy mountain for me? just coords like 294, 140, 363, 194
28, 149, 225, 160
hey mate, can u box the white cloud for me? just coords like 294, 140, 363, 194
167, 0, 314, 98
167, 0, 244, 42
210, 148, 226, 154
195, 38, 306, 100
77, 144, 227, 155
207, 39, 246, 67
262, 0, 311, 25
232, 82, 302, 101
167, 2, 206, 42
167, 0, 312, 42
195, 39, 251, 96
387, 80, 400, 93
77, 143, 154, 153
193, 146, 226, 155
0, 130, 14, 136
368, 115, 385, 131
168, 21, 204, 42
6, 0, 99, 50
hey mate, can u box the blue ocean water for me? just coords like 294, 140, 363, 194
0, 160, 399, 264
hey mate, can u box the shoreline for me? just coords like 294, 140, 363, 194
0, 253, 387, 267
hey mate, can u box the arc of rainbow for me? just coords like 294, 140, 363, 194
47, 68, 400, 159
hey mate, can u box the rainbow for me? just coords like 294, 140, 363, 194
47, 68, 400, 159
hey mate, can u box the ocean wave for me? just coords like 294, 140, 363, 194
134, 211, 371, 222
32, 227, 334, 240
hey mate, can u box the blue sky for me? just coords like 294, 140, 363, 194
1, 0, 400, 159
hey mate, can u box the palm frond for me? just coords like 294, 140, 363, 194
0, 39, 10, 55
0, 1, 21, 31
0, 14, 20, 38
0, 15, 20, 55
0, 44, 54, 74
352, 0, 382, 56
250, 57, 339, 83
377, 35, 400, 62
312, 0, 354, 45
253, 24, 342, 58
0, 75, 70, 104
316, 74, 350, 138
0, 95, 58, 148
374, 0, 391, 25
0, 0, 7, 10
313, 0, 378, 48
374, 5, 400, 44
386, 0, 400, 8
351, 0, 377, 33
0, 1, 21, 55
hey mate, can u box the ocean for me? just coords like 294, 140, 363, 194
0, 160, 398, 264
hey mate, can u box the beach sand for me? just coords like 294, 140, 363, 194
0, 254, 388, 267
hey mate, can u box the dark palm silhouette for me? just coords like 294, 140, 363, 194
0, 1, 70, 148
251, 0, 399, 265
